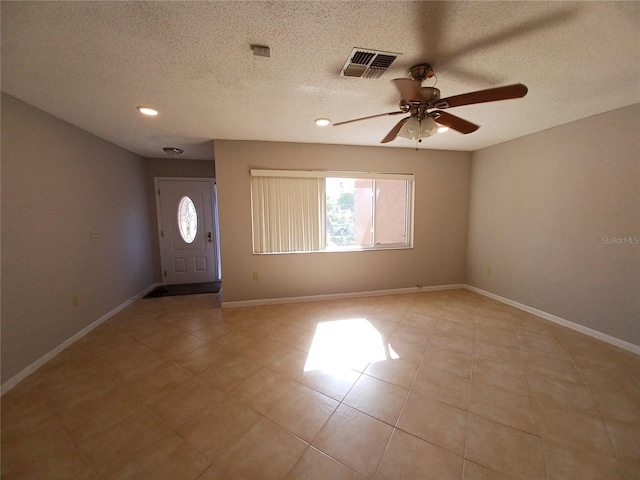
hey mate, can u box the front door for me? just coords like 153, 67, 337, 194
156, 178, 220, 284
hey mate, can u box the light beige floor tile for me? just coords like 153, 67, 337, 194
176, 391, 262, 466
2, 422, 96, 480
527, 372, 598, 415
313, 404, 394, 479
473, 342, 523, 366
462, 460, 517, 480
215, 330, 263, 354
136, 325, 190, 349
124, 361, 196, 405
267, 347, 312, 381
196, 466, 229, 480
520, 350, 582, 383
429, 331, 475, 354
516, 333, 572, 361
175, 343, 233, 374
301, 367, 361, 401
435, 319, 475, 337
469, 379, 538, 435
147, 332, 212, 360
375, 429, 463, 480
1, 391, 63, 443
190, 319, 238, 340
618, 457, 640, 480
267, 324, 313, 346
535, 406, 615, 456
238, 336, 291, 366
591, 385, 640, 423
471, 357, 530, 396
577, 363, 640, 396
46, 369, 121, 414
5, 290, 640, 480
388, 326, 431, 346
384, 337, 426, 364
100, 343, 167, 381
397, 311, 439, 333
230, 366, 297, 414
107, 434, 210, 480
79, 408, 174, 478
397, 391, 467, 455
286, 447, 366, 480
412, 366, 470, 410
58, 387, 143, 442
423, 345, 472, 379
465, 413, 546, 480
543, 438, 625, 480
364, 358, 418, 389
198, 354, 263, 393
148, 377, 227, 429
474, 328, 519, 350
343, 374, 408, 426
218, 417, 308, 480
604, 417, 640, 460
266, 383, 338, 443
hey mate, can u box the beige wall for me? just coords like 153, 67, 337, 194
215, 140, 471, 302
144, 157, 216, 281
467, 104, 640, 345
1, 93, 156, 381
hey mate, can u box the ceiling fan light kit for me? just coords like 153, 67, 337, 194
334, 63, 528, 145
398, 116, 439, 141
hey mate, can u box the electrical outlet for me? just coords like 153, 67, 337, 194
72, 296, 80, 307
90, 230, 100, 239
485, 267, 493, 278
253, 272, 260, 281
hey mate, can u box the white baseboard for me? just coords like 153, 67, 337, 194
465, 285, 640, 355
1, 283, 162, 396
221, 284, 465, 308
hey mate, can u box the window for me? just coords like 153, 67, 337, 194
177, 195, 198, 243
251, 170, 414, 254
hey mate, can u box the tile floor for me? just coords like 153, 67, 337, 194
1, 289, 639, 479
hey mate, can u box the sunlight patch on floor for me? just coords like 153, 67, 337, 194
303, 318, 399, 372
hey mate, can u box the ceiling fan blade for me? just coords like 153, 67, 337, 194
433, 83, 528, 109
393, 78, 423, 103
381, 117, 410, 143
431, 110, 479, 134
333, 111, 404, 126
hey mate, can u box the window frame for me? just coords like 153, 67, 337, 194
251, 169, 415, 254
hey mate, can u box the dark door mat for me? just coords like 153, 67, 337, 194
145, 281, 221, 298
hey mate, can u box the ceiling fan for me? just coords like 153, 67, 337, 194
334, 63, 528, 144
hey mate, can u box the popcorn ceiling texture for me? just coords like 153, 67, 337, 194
1, 1, 638, 159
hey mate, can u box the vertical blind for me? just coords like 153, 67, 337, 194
251, 175, 326, 253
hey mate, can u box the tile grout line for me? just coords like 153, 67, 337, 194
371, 303, 433, 480
517, 324, 551, 480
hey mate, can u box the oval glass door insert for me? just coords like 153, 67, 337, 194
177, 196, 198, 243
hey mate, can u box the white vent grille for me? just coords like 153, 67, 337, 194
340, 48, 400, 79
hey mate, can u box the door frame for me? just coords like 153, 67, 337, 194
154, 177, 221, 285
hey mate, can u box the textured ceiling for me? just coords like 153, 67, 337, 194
2, 1, 639, 160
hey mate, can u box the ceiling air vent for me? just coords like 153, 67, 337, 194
340, 48, 400, 79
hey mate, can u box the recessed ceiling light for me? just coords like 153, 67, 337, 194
137, 106, 158, 116
437, 126, 450, 133
315, 118, 331, 127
